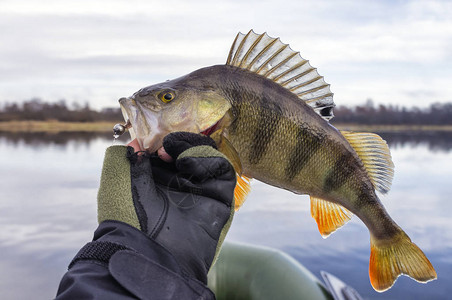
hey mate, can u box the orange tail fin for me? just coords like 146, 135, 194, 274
369, 232, 437, 292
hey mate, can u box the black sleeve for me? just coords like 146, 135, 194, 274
56, 221, 215, 300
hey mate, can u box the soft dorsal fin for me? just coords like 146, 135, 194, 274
310, 196, 352, 238
226, 30, 335, 121
341, 131, 394, 194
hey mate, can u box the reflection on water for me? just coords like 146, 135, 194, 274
0, 131, 451, 299
2, 130, 451, 151
380, 131, 452, 152
0, 131, 129, 148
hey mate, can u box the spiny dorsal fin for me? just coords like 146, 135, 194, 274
341, 131, 394, 194
310, 196, 352, 238
226, 30, 335, 121
234, 175, 252, 211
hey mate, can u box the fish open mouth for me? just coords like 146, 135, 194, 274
119, 97, 146, 143
119, 95, 226, 150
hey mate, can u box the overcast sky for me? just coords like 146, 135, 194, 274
1, 0, 451, 109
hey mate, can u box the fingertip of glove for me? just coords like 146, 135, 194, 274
176, 145, 226, 161
164, 132, 217, 147
163, 132, 218, 160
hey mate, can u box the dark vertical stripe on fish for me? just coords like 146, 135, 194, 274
228, 103, 241, 135
285, 126, 322, 181
323, 151, 356, 193
248, 99, 281, 165
224, 86, 244, 135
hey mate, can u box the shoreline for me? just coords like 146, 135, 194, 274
1, 120, 452, 133
0, 120, 115, 132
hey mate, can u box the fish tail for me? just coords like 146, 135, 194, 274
369, 231, 437, 292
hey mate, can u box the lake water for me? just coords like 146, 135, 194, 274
1, 131, 451, 299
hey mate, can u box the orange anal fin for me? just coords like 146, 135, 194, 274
310, 196, 352, 238
369, 233, 437, 292
234, 174, 251, 211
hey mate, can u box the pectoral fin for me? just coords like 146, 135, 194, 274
210, 130, 251, 210
210, 130, 243, 175
310, 196, 352, 238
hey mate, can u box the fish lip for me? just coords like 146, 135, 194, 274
118, 97, 140, 141
119, 96, 164, 152
118, 99, 129, 127
118, 97, 132, 120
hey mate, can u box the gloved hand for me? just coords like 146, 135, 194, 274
96, 132, 236, 285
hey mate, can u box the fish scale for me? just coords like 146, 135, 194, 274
117, 30, 436, 292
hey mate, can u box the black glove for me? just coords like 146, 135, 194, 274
97, 132, 236, 283
162, 131, 218, 159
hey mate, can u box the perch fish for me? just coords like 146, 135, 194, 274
118, 30, 437, 292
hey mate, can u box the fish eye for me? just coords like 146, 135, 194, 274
159, 91, 175, 103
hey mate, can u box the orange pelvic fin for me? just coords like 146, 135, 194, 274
369, 232, 437, 292
310, 196, 352, 238
234, 174, 252, 211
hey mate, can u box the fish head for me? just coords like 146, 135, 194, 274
119, 73, 231, 152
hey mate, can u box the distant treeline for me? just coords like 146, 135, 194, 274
0, 98, 122, 122
1, 98, 451, 125
332, 100, 452, 125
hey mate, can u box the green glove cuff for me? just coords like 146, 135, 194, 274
97, 145, 141, 229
